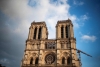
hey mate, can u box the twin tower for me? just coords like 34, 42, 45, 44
21, 19, 80, 67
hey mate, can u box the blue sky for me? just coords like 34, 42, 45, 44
0, 0, 100, 67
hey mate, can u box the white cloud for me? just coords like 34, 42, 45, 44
0, 0, 85, 39
81, 15, 88, 20
73, 0, 84, 5
81, 35, 97, 42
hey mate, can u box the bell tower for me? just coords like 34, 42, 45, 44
21, 21, 49, 67
28, 21, 48, 40
56, 19, 74, 39
56, 19, 80, 67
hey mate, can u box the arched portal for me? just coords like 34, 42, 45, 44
30, 57, 33, 64
62, 57, 65, 64
67, 57, 70, 65
35, 57, 39, 65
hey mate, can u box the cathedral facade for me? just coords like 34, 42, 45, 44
21, 19, 80, 67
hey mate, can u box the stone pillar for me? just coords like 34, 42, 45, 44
40, 27, 42, 39
41, 26, 44, 39
70, 25, 74, 38
30, 28, 32, 40
36, 26, 39, 39
28, 27, 31, 40
31, 26, 34, 40
56, 25, 58, 39
42, 26, 46, 39
64, 25, 66, 38
58, 25, 61, 38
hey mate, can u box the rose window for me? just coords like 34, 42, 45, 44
45, 54, 55, 64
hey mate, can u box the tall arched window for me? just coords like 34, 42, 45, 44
30, 57, 33, 64
65, 26, 68, 38
62, 57, 65, 64
38, 27, 42, 39
61, 25, 64, 38
35, 57, 39, 65
67, 57, 70, 65
33, 27, 37, 39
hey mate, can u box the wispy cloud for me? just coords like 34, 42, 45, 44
73, 0, 84, 5
81, 35, 97, 42
81, 15, 89, 20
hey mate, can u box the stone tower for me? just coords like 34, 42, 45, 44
21, 19, 80, 67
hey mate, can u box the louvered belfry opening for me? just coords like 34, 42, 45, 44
38, 27, 42, 39
66, 26, 69, 38
61, 25, 64, 38
33, 27, 37, 39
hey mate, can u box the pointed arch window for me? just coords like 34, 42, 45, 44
62, 57, 65, 64
38, 27, 42, 39
61, 25, 64, 38
67, 57, 71, 65
30, 57, 33, 64
65, 26, 68, 38
35, 57, 39, 65
33, 27, 37, 39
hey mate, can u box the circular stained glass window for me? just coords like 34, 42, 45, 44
45, 53, 55, 64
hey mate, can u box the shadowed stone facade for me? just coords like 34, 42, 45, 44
21, 19, 80, 67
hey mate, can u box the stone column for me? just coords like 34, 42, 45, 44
30, 28, 32, 40
30, 26, 34, 40
41, 26, 44, 39
70, 25, 74, 38
56, 25, 58, 39
64, 25, 66, 38
36, 26, 39, 39
58, 25, 61, 38
28, 27, 31, 40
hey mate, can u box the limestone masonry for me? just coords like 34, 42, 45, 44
21, 19, 80, 67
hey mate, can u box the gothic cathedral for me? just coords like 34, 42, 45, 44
21, 19, 80, 67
